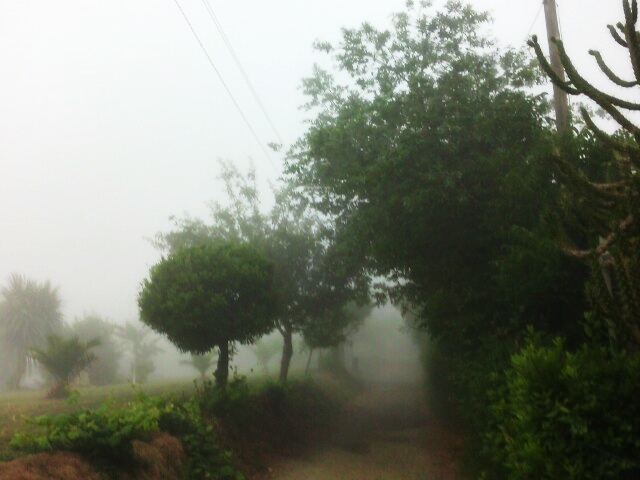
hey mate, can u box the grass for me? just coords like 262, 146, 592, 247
0, 379, 195, 461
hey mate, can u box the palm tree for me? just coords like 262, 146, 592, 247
30, 334, 99, 398
181, 351, 217, 381
0, 274, 63, 389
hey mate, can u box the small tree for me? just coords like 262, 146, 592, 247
30, 334, 99, 398
138, 242, 278, 387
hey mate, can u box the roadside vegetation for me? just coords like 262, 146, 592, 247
0, 375, 351, 479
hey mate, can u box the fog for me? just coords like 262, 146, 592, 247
138, 304, 422, 388
0, 1, 626, 327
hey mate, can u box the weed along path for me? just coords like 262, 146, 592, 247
261, 382, 467, 480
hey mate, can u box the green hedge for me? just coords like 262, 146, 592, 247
485, 338, 640, 479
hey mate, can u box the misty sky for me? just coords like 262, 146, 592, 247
0, 0, 627, 324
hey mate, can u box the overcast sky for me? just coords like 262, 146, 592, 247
0, 0, 628, 324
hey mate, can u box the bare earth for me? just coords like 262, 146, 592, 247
260, 383, 467, 480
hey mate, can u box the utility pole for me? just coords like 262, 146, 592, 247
543, 0, 570, 134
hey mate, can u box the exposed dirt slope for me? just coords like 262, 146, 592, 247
261, 383, 467, 480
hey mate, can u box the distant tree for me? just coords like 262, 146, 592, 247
0, 274, 64, 389
30, 334, 99, 398
138, 242, 278, 387
252, 337, 281, 375
116, 321, 162, 384
284, 1, 594, 424
181, 351, 217, 381
529, 0, 640, 349
71, 314, 120, 385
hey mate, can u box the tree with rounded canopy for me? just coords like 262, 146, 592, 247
138, 241, 278, 387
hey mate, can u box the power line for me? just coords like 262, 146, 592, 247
172, 0, 278, 172
523, 2, 544, 44
201, 0, 284, 145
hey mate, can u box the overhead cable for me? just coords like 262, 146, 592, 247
172, 0, 278, 172
202, 0, 284, 145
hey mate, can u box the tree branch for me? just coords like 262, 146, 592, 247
565, 214, 634, 258
589, 49, 638, 87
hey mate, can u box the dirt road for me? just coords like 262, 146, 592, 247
262, 383, 467, 480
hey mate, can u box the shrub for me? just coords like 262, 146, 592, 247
486, 337, 640, 479
11, 392, 243, 479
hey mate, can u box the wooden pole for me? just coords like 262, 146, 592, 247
543, 0, 570, 134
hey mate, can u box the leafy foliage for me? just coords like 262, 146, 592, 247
11, 392, 243, 479
285, 1, 589, 435
139, 241, 278, 387
486, 335, 640, 479
29, 334, 99, 398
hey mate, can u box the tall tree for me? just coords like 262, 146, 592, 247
284, 1, 593, 420
286, 1, 584, 345
529, 0, 640, 349
0, 274, 64, 389
138, 242, 278, 387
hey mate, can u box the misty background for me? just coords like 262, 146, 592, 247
0, 0, 626, 336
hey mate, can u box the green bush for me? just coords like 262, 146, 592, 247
486, 337, 640, 479
11, 392, 243, 479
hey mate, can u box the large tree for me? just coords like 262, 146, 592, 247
284, 2, 593, 420
286, 1, 586, 347
138, 242, 278, 387
156, 162, 369, 383
0, 274, 64, 389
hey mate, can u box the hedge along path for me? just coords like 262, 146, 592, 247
262, 383, 468, 480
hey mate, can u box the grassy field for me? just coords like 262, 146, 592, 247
0, 379, 197, 462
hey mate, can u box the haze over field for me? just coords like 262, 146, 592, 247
0, 0, 626, 324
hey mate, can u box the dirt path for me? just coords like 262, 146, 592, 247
261, 383, 467, 480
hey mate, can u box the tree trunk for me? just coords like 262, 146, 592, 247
305, 348, 314, 375
214, 342, 229, 388
279, 324, 293, 383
